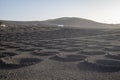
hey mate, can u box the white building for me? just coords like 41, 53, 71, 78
0, 24, 7, 27
57, 24, 64, 27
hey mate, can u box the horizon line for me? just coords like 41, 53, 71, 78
0, 17, 119, 24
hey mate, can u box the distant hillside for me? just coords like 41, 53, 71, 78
0, 17, 120, 30
0, 20, 56, 27
45, 17, 119, 29
0, 20, 59, 32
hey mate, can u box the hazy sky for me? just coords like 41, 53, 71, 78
1, 0, 120, 23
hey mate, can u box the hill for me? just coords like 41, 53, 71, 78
45, 17, 118, 29
0, 17, 120, 31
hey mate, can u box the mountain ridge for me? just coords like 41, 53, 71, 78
0, 17, 120, 29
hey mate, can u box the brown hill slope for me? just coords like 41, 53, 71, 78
1, 17, 120, 30
45, 17, 119, 29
